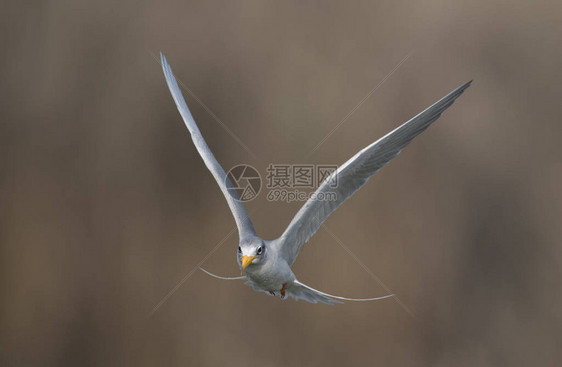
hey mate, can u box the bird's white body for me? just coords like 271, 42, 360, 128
241, 240, 295, 294
160, 53, 470, 304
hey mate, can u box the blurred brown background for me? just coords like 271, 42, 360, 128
2, 0, 561, 366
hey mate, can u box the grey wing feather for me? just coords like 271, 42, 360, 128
278, 81, 471, 264
161, 53, 256, 241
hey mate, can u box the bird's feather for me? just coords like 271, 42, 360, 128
277, 81, 472, 265
160, 53, 256, 241
199, 267, 246, 280
287, 280, 394, 304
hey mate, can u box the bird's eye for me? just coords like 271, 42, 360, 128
257, 246, 263, 255
238, 246, 241, 253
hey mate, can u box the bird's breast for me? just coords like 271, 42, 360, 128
246, 260, 294, 291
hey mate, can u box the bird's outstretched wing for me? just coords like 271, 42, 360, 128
161, 53, 256, 241
277, 81, 471, 265
286, 280, 394, 304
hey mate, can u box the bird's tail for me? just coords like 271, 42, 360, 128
199, 268, 394, 305
199, 267, 246, 280
287, 280, 394, 305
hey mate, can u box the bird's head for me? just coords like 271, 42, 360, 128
238, 238, 266, 272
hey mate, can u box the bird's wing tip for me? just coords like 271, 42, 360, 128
461, 80, 473, 90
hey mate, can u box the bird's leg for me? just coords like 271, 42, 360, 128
269, 291, 276, 296
280, 283, 287, 299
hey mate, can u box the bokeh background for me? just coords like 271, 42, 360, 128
2, 1, 561, 366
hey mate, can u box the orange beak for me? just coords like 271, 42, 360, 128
241, 255, 257, 272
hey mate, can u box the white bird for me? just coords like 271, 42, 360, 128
160, 53, 471, 304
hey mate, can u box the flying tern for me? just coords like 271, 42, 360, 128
160, 53, 471, 304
